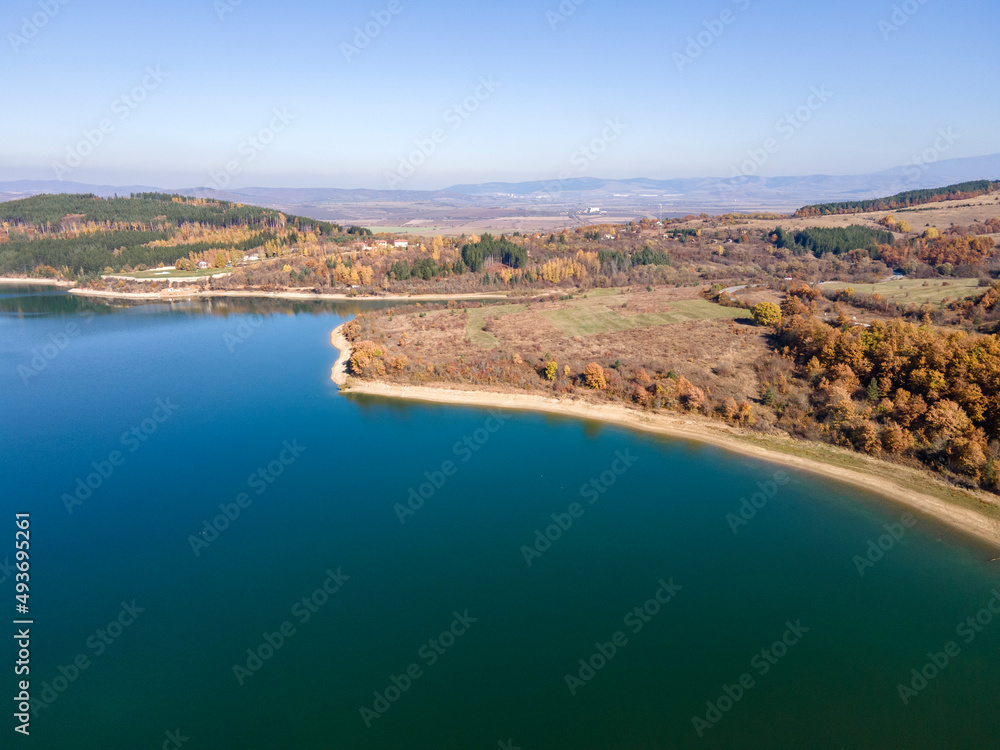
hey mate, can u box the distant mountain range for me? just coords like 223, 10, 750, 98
2, 153, 998, 220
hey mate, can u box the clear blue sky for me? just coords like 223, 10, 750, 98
2, 0, 997, 189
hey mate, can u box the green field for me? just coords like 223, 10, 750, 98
465, 304, 529, 348
541, 298, 745, 336
822, 278, 981, 304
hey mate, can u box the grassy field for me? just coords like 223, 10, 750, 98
822, 278, 981, 305
541, 297, 745, 336
465, 304, 529, 347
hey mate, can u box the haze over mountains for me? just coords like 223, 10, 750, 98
2, 153, 998, 231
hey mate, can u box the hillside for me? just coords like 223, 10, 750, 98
0, 193, 345, 276
795, 180, 1000, 217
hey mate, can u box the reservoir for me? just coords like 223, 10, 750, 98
1, 285, 998, 749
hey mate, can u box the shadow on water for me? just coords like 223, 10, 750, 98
0, 286, 405, 319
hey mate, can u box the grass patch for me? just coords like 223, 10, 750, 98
580, 288, 624, 299
823, 278, 980, 305
542, 298, 744, 336
466, 304, 528, 348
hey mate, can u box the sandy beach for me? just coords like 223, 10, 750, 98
0, 276, 74, 287
68, 287, 524, 303
329, 325, 1000, 551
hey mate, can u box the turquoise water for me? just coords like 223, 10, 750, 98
1, 285, 999, 749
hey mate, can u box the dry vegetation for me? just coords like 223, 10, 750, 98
342, 286, 776, 428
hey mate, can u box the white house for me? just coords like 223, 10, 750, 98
196, 260, 209, 269
393, 240, 409, 249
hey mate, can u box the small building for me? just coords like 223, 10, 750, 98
242, 253, 259, 263
196, 260, 209, 269
375, 240, 388, 249
393, 240, 409, 249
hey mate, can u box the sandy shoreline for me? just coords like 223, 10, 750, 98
329, 325, 1000, 552
68, 287, 522, 303
0, 276, 74, 287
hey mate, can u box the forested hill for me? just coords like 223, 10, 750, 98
0, 192, 338, 234
794, 180, 1000, 217
0, 193, 352, 277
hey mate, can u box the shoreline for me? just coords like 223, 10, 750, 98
0, 276, 74, 287
68, 287, 526, 303
329, 324, 1000, 552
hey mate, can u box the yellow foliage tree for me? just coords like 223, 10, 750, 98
583, 362, 607, 389
751, 302, 782, 327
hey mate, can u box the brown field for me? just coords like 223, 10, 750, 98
363, 286, 768, 405
692, 194, 1000, 239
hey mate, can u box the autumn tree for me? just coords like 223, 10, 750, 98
751, 302, 782, 327
583, 362, 607, 389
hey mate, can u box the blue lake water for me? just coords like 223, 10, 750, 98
1, 285, 998, 749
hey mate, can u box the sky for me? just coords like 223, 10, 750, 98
1, 0, 998, 190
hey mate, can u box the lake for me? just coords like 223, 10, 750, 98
1, 285, 998, 749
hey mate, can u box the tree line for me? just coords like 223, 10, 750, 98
794, 180, 1000, 217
